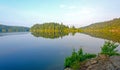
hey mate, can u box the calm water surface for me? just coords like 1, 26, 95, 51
0, 32, 119, 70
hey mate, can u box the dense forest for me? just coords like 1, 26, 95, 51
30, 22, 81, 33
81, 18, 120, 32
0, 24, 29, 32
30, 22, 81, 38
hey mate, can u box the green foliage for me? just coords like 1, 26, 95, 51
80, 18, 120, 43
100, 41, 120, 56
30, 22, 81, 38
64, 41, 120, 69
81, 18, 120, 32
64, 48, 96, 68
0, 24, 29, 32
30, 22, 69, 32
30, 22, 81, 33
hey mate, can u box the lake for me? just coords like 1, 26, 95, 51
0, 32, 120, 70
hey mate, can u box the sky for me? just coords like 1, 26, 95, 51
0, 0, 120, 27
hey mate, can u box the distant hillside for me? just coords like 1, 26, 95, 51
0, 24, 29, 32
81, 18, 120, 32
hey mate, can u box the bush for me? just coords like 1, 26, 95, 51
100, 41, 120, 56
64, 41, 120, 69
64, 48, 96, 68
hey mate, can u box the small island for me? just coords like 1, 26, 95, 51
30, 22, 81, 39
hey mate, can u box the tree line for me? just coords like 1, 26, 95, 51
30, 22, 81, 33
81, 18, 120, 32
0, 24, 29, 32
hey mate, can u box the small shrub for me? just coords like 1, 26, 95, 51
64, 57, 72, 67
84, 53, 96, 59
64, 41, 120, 69
100, 41, 120, 56
64, 48, 96, 68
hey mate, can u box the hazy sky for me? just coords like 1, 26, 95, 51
0, 0, 120, 27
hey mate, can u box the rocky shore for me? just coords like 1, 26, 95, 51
65, 54, 120, 70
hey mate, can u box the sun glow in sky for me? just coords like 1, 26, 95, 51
0, 0, 120, 27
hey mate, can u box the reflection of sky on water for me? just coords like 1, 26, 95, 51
0, 32, 119, 70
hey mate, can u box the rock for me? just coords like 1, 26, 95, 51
110, 56, 120, 69
64, 68, 73, 70
86, 60, 116, 70
65, 55, 120, 70
90, 59, 98, 64
85, 59, 97, 67
85, 61, 91, 67
87, 66, 92, 70
81, 55, 120, 70
98, 54, 109, 60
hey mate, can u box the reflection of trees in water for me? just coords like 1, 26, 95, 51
0, 32, 29, 37
30, 23, 81, 39
31, 31, 70, 39
83, 31, 120, 43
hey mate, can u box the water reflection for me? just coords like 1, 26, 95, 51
31, 31, 120, 43
0, 32, 29, 37
31, 31, 76, 39
0, 32, 119, 70
82, 31, 120, 43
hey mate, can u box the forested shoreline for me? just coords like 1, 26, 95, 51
30, 22, 81, 33
1, 18, 120, 33
81, 18, 120, 32
0, 24, 29, 32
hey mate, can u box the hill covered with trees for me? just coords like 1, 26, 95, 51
30, 22, 81, 33
81, 18, 120, 32
80, 18, 120, 43
0, 24, 29, 32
